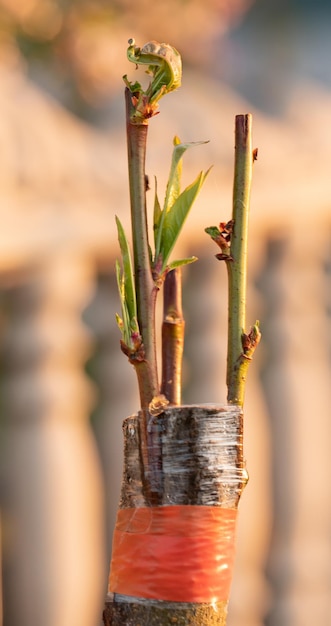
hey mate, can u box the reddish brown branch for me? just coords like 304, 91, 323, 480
161, 268, 185, 405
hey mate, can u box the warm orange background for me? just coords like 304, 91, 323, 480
1, 2, 331, 625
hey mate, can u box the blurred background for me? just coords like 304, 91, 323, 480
0, 0, 331, 625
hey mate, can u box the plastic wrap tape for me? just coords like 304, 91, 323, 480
109, 505, 238, 603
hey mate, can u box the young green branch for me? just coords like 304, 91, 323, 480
205, 114, 260, 407
227, 114, 260, 405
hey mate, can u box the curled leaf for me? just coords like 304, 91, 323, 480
125, 38, 182, 122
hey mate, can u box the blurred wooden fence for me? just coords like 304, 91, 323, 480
1, 66, 331, 626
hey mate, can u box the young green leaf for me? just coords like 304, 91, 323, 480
115, 259, 129, 345
163, 135, 183, 213
115, 219, 141, 350
115, 312, 124, 333
164, 137, 209, 213
159, 167, 211, 271
127, 39, 182, 101
154, 137, 210, 263
153, 177, 162, 250
205, 225, 222, 239
115, 215, 137, 323
125, 39, 182, 123
167, 256, 198, 272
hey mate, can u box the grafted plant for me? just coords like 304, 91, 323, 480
104, 37, 260, 626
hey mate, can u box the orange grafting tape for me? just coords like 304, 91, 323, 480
109, 505, 238, 603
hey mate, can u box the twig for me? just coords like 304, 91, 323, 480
161, 268, 185, 405
226, 114, 260, 406
125, 88, 159, 409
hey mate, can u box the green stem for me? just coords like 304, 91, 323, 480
226, 114, 253, 406
125, 88, 159, 408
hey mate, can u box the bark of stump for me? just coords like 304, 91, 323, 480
103, 404, 248, 626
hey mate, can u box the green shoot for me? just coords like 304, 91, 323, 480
205, 114, 260, 407
153, 136, 211, 278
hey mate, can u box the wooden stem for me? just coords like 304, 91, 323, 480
125, 88, 159, 409
161, 268, 185, 405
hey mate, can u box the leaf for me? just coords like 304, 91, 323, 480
130, 316, 140, 334
167, 256, 198, 271
159, 167, 211, 270
115, 312, 124, 332
154, 137, 209, 260
205, 226, 221, 239
163, 136, 183, 213
115, 259, 125, 308
115, 216, 136, 322
153, 177, 162, 250
115, 260, 130, 345
164, 137, 209, 213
